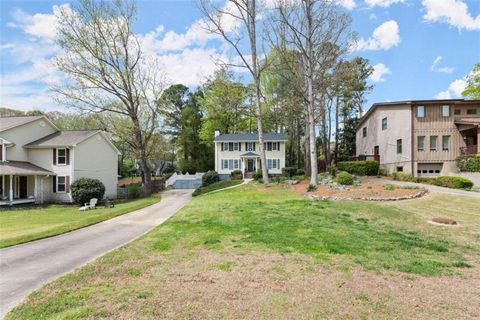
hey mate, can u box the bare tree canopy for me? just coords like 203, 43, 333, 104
54, 0, 165, 193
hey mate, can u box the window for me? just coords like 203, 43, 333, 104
266, 142, 273, 151
454, 109, 461, 115
417, 136, 425, 151
56, 176, 66, 193
442, 105, 450, 117
228, 143, 234, 151
417, 106, 425, 118
396, 166, 403, 172
382, 118, 387, 130
467, 109, 477, 115
272, 142, 277, 151
233, 159, 239, 169
267, 159, 280, 170
430, 136, 438, 151
396, 139, 402, 154
246, 142, 255, 151
222, 143, 228, 151
56, 148, 67, 165
442, 135, 450, 151
362, 127, 367, 138
233, 143, 239, 151
222, 159, 228, 169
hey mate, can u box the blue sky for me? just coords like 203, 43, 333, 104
0, 0, 479, 113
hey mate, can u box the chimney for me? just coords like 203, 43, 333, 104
214, 129, 220, 137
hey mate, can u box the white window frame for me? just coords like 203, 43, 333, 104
57, 148, 67, 165
272, 142, 277, 151
246, 142, 255, 151
56, 176, 67, 193
222, 159, 228, 169
442, 105, 450, 117
442, 135, 450, 151
233, 143, 239, 151
430, 136, 438, 151
417, 105, 425, 118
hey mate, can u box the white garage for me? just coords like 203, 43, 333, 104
417, 163, 443, 177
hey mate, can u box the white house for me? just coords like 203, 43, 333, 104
0, 116, 120, 205
213, 130, 288, 179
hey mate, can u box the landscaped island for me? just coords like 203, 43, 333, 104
7, 184, 480, 319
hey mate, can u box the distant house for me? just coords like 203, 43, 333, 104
356, 99, 479, 177
0, 116, 120, 205
213, 130, 288, 179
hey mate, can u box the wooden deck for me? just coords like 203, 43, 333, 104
0, 198, 36, 206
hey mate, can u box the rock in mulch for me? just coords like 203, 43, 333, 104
431, 218, 458, 225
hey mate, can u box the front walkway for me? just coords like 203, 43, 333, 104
365, 177, 480, 198
0, 189, 193, 318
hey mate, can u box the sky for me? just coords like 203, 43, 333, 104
0, 0, 479, 113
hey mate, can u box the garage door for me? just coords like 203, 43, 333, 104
417, 163, 443, 177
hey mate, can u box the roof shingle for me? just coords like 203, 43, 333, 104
24, 131, 98, 148
214, 133, 287, 142
0, 116, 44, 132
0, 161, 54, 175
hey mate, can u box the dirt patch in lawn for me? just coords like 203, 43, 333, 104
291, 180, 427, 201
44, 249, 480, 320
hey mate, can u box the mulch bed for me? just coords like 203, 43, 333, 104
291, 180, 428, 201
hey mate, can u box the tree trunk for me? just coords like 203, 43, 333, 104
304, 117, 311, 176
334, 96, 339, 164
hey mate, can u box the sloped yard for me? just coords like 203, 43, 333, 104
7, 184, 480, 319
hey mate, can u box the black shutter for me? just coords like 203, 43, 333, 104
253, 143, 256, 151
53, 176, 56, 193
66, 176, 70, 193
239, 142, 241, 151
53, 149, 56, 165
221, 143, 224, 151
66, 149, 70, 165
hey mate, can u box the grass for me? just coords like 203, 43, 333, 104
192, 179, 243, 196
6, 185, 480, 319
0, 195, 160, 248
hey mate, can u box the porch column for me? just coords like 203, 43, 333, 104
9, 175, 13, 203
477, 127, 479, 153
1, 175, 4, 198
34, 175, 38, 200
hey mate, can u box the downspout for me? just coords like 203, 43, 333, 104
70, 146, 75, 202
411, 104, 415, 176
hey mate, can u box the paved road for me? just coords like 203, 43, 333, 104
365, 177, 480, 198
0, 189, 193, 318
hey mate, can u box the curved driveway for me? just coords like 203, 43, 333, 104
0, 189, 193, 318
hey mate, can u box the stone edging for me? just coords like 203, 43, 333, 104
307, 188, 428, 201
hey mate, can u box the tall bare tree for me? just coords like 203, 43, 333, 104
53, 0, 165, 193
199, 0, 270, 183
271, 0, 355, 185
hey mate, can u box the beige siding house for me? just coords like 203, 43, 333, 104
0, 116, 120, 205
213, 130, 287, 179
356, 99, 480, 177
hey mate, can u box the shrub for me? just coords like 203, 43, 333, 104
335, 171, 354, 185
71, 178, 106, 205
296, 169, 306, 176
456, 154, 480, 172
430, 176, 474, 190
337, 161, 379, 176
202, 170, 220, 187
178, 158, 197, 174
384, 184, 395, 191
230, 169, 243, 180
392, 172, 415, 182
327, 164, 337, 177
306, 183, 317, 192
282, 167, 297, 178
252, 170, 263, 181
127, 184, 141, 199
271, 176, 287, 184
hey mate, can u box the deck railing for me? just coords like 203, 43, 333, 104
350, 155, 380, 162
460, 145, 478, 156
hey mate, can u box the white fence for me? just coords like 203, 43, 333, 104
166, 172, 204, 189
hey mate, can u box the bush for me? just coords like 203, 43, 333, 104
392, 172, 415, 182
296, 169, 306, 176
335, 171, 354, 185
202, 170, 220, 187
282, 167, 297, 178
384, 184, 395, 191
306, 183, 317, 192
456, 154, 480, 172
127, 184, 141, 199
71, 178, 106, 205
230, 169, 243, 180
337, 161, 379, 176
327, 164, 337, 177
252, 170, 263, 181
178, 159, 197, 174
430, 176, 474, 190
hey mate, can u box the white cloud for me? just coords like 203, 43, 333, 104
369, 13, 378, 20
435, 78, 467, 99
337, 0, 357, 10
365, 0, 405, 7
430, 56, 454, 74
369, 63, 391, 82
422, 0, 480, 31
354, 20, 401, 51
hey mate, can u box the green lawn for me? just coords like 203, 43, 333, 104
192, 179, 243, 196
6, 185, 480, 319
0, 195, 160, 248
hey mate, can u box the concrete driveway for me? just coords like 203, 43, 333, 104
0, 189, 193, 318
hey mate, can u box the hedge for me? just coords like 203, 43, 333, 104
456, 154, 480, 172
337, 160, 379, 176
430, 176, 474, 190
230, 170, 243, 180
282, 167, 297, 178
71, 178, 105, 205
202, 170, 219, 187
335, 171, 354, 185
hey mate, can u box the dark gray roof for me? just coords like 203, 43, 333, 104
214, 133, 288, 142
0, 161, 54, 175
24, 130, 98, 148
240, 152, 260, 157
0, 116, 44, 132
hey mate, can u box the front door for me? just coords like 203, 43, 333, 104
19, 176, 28, 198
247, 159, 255, 172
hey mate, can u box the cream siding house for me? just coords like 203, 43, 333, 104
213, 130, 288, 179
0, 116, 119, 205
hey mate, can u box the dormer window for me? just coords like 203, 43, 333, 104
57, 148, 67, 165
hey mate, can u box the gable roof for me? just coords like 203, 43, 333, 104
0, 115, 58, 132
0, 161, 54, 175
24, 131, 98, 148
356, 99, 480, 130
214, 133, 288, 142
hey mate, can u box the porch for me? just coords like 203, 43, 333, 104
0, 161, 54, 206
240, 152, 261, 179
455, 119, 479, 156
